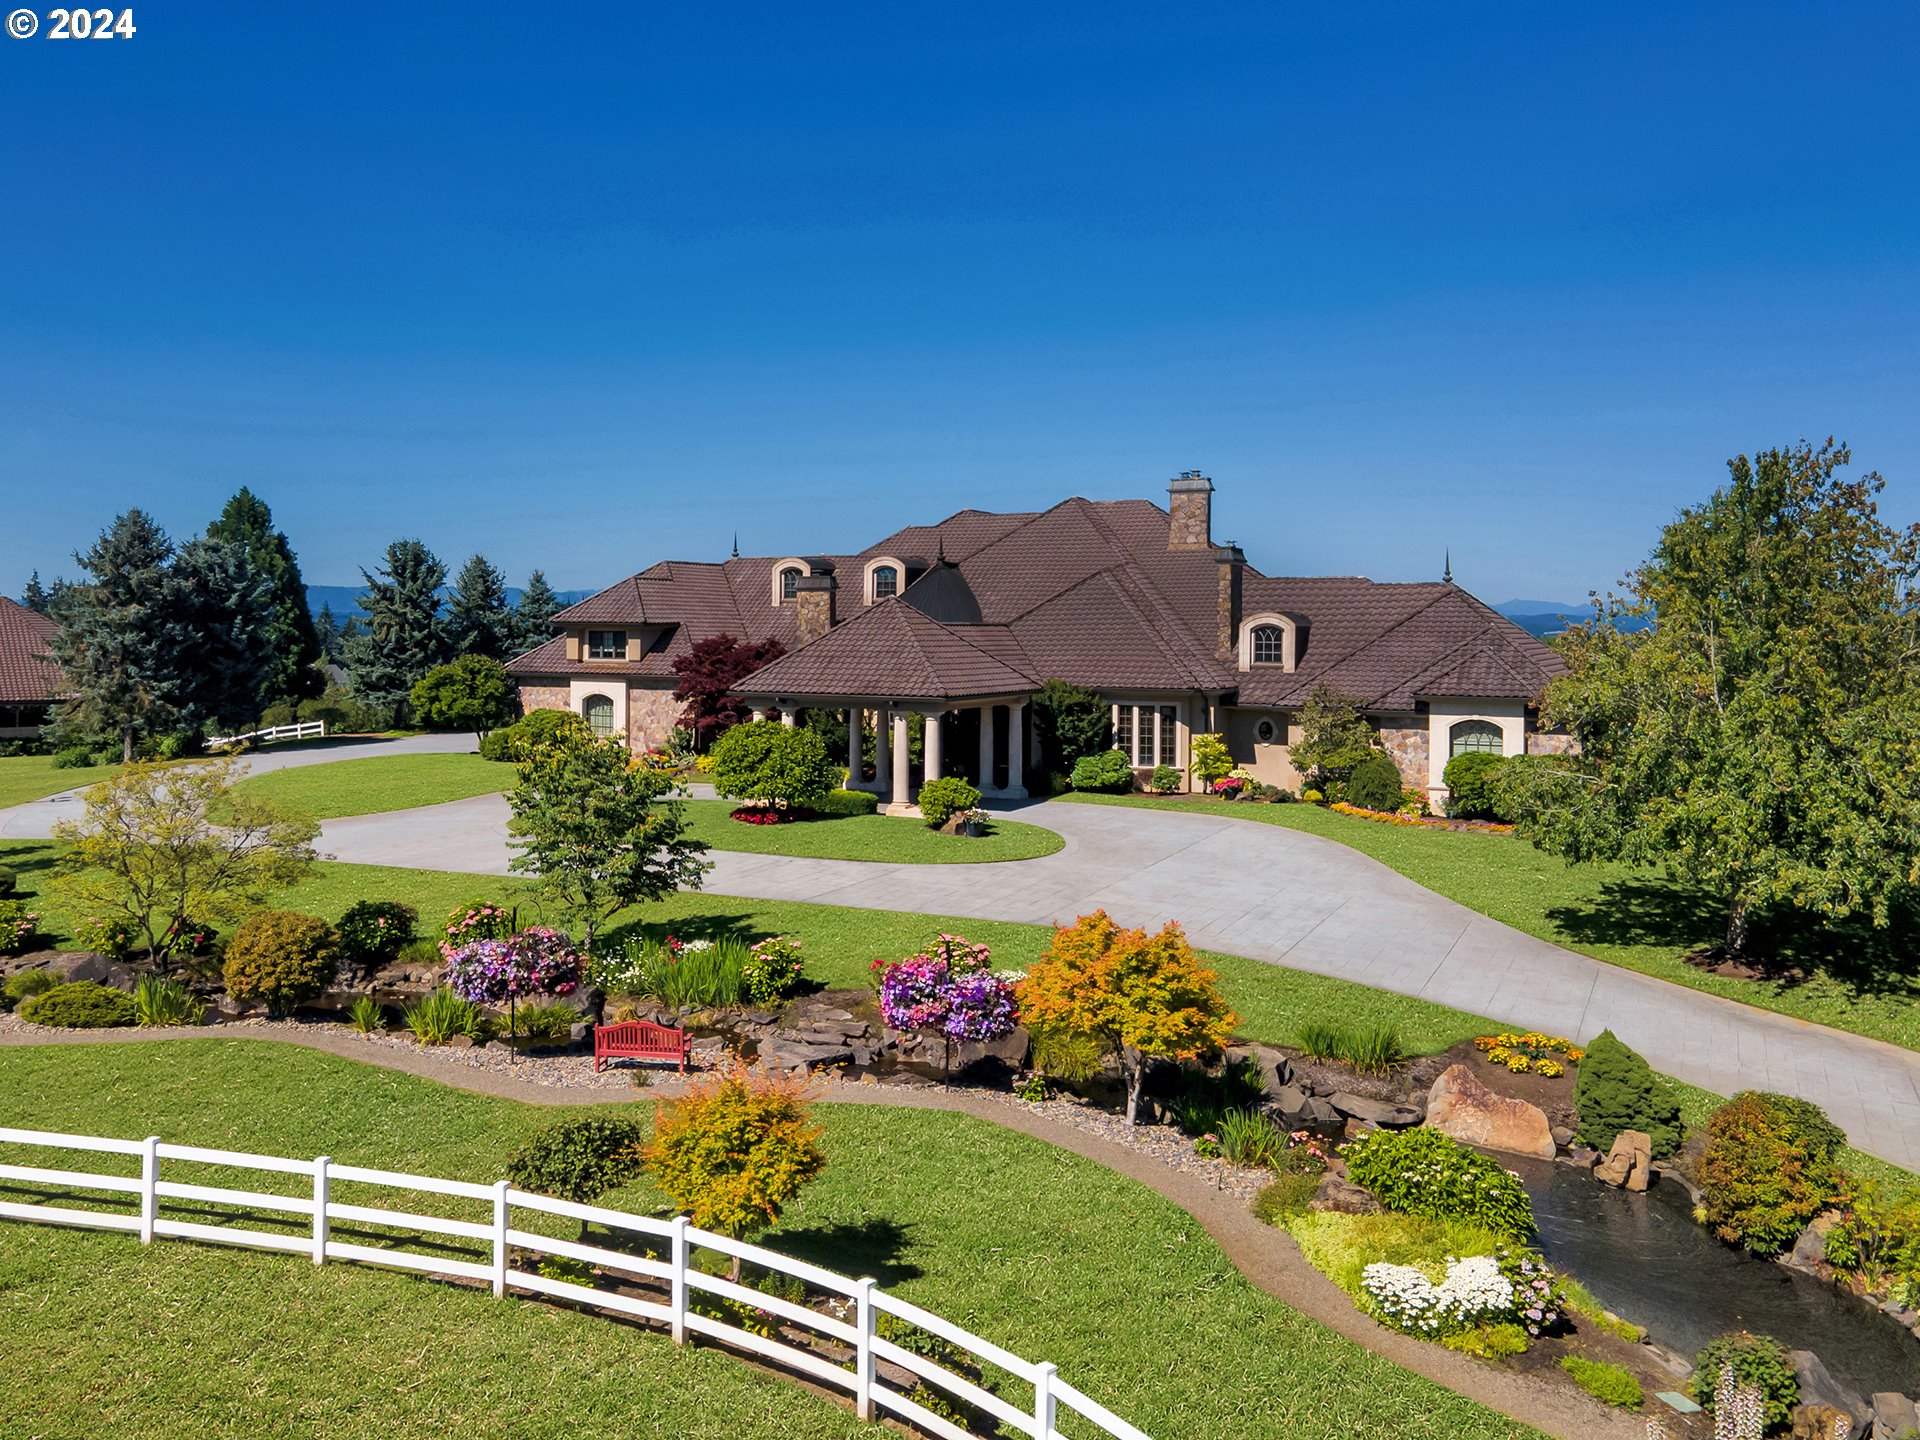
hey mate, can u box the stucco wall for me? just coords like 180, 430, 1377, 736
1223, 708, 1302, 790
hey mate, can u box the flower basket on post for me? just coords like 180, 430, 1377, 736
442, 928, 583, 1062
875, 935, 1017, 1085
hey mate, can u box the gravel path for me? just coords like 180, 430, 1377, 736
0, 1018, 1633, 1440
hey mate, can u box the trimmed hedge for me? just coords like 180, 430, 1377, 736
917, 776, 981, 828
19, 980, 139, 1028
223, 910, 338, 1015
1069, 749, 1134, 793
818, 788, 879, 817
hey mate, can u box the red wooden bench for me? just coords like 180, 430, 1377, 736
593, 1019, 692, 1075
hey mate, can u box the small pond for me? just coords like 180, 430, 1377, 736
1506, 1154, 1920, 1400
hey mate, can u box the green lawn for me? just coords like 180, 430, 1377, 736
0, 1042, 1544, 1440
1060, 792, 1920, 1054
0, 754, 116, 810
229, 752, 500, 819
681, 799, 1064, 863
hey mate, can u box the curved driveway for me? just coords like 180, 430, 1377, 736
310, 789, 1920, 1171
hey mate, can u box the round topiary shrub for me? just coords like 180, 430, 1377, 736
1689, 1331, 1798, 1429
917, 776, 981, 828
1345, 752, 1403, 813
19, 980, 139, 1028
506, 1116, 649, 1203
1441, 752, 1510, 820
1572, 1029, 1682, 1158
1698, 1091, 1845, 1254
1069, 748, 1134, 793
709, 720, 836, 811
1150, 764, 1182, 794
222, 910, 338, 1015
1342, 1125, 1536, 1239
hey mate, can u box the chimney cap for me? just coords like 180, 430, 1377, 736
1168, 470, 1214, 493
1213, 543, 1245, 563
794, 573, 836, 592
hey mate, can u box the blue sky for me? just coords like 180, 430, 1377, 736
3, 3, 1916, 606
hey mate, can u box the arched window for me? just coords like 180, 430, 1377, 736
779, 567, 802, 602
1250, 624, 1285, 665
582, 694, 615, 736
872, 565, 898, 599
1449, 719, 1503, 757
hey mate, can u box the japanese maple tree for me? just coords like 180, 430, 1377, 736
670, 633, 786, 747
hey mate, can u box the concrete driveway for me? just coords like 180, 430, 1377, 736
310, 790, 1920, 1171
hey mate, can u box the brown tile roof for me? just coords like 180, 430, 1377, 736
0, 597, 61, 703
738, 599, 1037, 701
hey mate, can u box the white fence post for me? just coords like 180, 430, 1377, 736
670, 1215, 690, 1344
1033, 1361, 1056, 1440
138, 1135, 159, 1244
491, 1180, 510, 1298
854, 1276, 876, 1420
311, 1156, 329, 1265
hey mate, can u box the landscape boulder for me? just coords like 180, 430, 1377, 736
1327, 1091, 1422, 1128
1308, 1173, 1382, 1216
1594, 1130, 1653, 1191
1228, 1043, 1293, 1096
1786, 1211, 1844, 1274
1791, 1351, 1868, 1437
42, 950, 139, 992
1424, 1063, 1556, 1159
1872, 1392, 1918, 1439
757, 1036, 854, 1073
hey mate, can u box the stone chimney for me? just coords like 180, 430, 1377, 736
1214, 544, 1244, 660
794, 573, 836, 644
1168, 471, 1214, 550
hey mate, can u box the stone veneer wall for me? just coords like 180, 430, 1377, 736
1376, 719, 1429, 791
1526, 729, 1578, 756
627, 684, 683, 751
517, 684, 569, 715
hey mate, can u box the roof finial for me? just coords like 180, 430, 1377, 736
1443, 548, 1453, 585
731, 531, 739, 559
936, 530, 946, 563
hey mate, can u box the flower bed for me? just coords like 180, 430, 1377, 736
1328, 802, 1515, 834
1472, 1031, 1582, 1077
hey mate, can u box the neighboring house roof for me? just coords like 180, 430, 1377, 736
739, 599, 1038, 701
0, 597, 61, 704
512, 488, 1564, 712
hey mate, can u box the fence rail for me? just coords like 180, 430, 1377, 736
0, 1126, 1149, 1440
206, 719, 327, 749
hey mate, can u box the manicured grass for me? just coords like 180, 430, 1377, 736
0, 841, 1495, 1057
0, 754, 116, 809
680, 799, 1064, 863
0, 1042, 1544, 1440
1060, 792, 1920, 1054
229, 752, 500, 819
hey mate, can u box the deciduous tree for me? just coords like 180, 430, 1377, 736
1289, 687, 1377, 788
707, 719, 835, 811
506, 732, 709, 950
410, 653, 519, 743
670, 633, 785, 747
51, 757, 320, 969
1018, 910, 1237, 1124
1502, 439, 1920, 959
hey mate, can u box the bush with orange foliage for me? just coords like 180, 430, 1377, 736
1018, 910, 1237, 1124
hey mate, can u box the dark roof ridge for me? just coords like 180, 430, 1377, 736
1076, 501, 1228, 688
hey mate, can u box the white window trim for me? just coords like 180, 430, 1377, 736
863, 556, 905, 606
1109, 700, 1183, 769
1238, 612, 1297, 672
568, 679, 628, 743
771, 558, 811, 607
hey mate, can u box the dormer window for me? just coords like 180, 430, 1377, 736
872, 565, 898, 599
1250, 625, 1285, 665
863, 555, 908, 605
771, 558, 811, 606
586, 630, 627, 660
1237, 613, 1301, 672
780, 568, 801, 601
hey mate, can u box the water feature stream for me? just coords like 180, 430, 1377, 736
1506, 1154, 1920, 1401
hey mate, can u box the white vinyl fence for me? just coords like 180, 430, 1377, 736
0, 1126, 1149, 1440
206, 720, 327, 749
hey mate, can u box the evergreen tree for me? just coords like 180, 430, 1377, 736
163, 536, 274, 734
49, 510, 178, 761
343, 539, 449, 724
205, 488, 322, 707
512, 570, 560, 656
20, 571, 49, 615
444, 553, 513, 660
314, 602, 345, 665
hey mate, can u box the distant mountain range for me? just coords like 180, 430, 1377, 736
1492, 598, 1651, 638
305, 583, 597, 621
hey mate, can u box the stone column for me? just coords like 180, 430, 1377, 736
750, 708, 766, 723
1006, 700, 1027, 798
889, 710, 910, 811
923, 709, 943, 784
847, 708, 864, 788
978, 705, 996, 794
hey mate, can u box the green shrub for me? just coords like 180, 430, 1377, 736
4, 968, 56, 1009
1559, 1355, 1641, 1408
512, 1002, 578, 1041
132, 975, 205, 1027
346, 994, 386, 1033
403, 987, 489, 1045
51, 746, 96, 770
1149, 764, 1182, 794
0, 899, 41, 956
397, 937, 445, 968
0, 865, 14, 897
1698, 1091, 1844, 1254
481, 707, 589, 761
222, 911, 338, 1015
1029, 1022, 1103, 1085
1446, 1323, 1531, 1360
592, 939, 749, 1009
1822, 1181, 1920, 1288
19, 980, 139, 1028
506, 1116, 649, 1204
741, 936, 806, 1006
1343, 1126, 1536, 1239
817, 788, 879, 817
1572, 1030, 1681, 1158
1190, 732, 1233, 787
334, 900, 417, 968
72, 915, 135, 960
1345, 752, 1403, 812
1690, 1332, 1798, 1429
916, 776, 981, 828
709, 720, 836, 810
1442, 752, 1510, 820
1069, 748, 1135, 793
1216, 1108, 1286, 1168
1252, 1172, 1321, 1226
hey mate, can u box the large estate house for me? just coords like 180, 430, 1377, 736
0, 596, 61, 741
505, 474, 1567, 812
